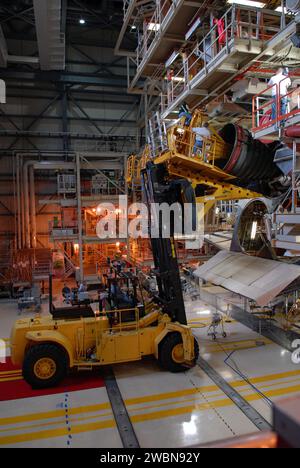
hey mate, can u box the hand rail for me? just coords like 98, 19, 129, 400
252, 76, 300, 133
162, 5, 281, 110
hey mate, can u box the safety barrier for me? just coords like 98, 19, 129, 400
136, 0, 175, 70
252, 78, 300, 133
161, 5, 282, 112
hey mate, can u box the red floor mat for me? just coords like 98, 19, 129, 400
0, 358, 105, 402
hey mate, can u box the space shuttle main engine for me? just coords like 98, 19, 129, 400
215, 123, 291, 197
217, 124, 280, 180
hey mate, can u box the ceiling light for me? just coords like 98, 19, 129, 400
147, 22, 160, 31
275, 6, 288, 12
131, 25, 137, 31
185, 17, 201, 41
165, 51, 180, 68
79, 18, 86, 25
227, 0, 266, 8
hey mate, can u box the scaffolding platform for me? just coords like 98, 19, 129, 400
130, 0, 200, 89
161, 6, 290, 118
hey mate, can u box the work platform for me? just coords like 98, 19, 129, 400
161, 6, 292, 118
132, 0, 200, 90
116, 1, 201, 88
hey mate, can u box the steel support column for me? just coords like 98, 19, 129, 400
76, 152, 84, 282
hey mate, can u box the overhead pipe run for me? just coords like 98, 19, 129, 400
29, 166, 37, 249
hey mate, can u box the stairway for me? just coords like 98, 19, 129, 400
274, 212, 300, 252
32, 249, 52, 281
0, 240, 12, 282
63, 251, 77, 279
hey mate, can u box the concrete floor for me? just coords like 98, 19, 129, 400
1, 294, 300, 447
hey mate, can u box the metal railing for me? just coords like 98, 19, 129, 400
252, 79, 300, 133
123, 0, 131, 18
163, 5, 281, 111
98, 307, 140, 333
136, 0, 175, 71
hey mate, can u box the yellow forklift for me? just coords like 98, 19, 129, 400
10, 162, 199, 388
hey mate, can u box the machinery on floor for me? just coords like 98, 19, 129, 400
10, 162, 199, 388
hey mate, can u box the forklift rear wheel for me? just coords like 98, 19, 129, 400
23, 344, 68, 389
159, 333, 199, 373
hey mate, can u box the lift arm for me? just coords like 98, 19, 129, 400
142, 161, 196, 325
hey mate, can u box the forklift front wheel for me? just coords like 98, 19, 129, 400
23, 343, 68, 389
159, 333, 199, 373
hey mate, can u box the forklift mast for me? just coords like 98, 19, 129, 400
142, 162, 196, 325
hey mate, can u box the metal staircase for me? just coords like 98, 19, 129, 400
0, 239, 12, 283
273, 141, 300, 252
53, 242, 78, 279
62, 250, 77, 279
32, 249, 52, 281
274, 211, 300, 252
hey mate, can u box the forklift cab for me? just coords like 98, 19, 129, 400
104, 272, 145, 322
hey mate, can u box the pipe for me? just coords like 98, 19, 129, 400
20, 157, 26, 248
284, 125, 300, 138
23, 161, 31, 249
76, 153, 84, 282
217, 123, 281, 181
16, 154, 21, 249
29, 165, 37, 249
21, 159, 79, 249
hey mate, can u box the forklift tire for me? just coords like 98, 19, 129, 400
159, 333, 199, 373
23, 344, 68, 389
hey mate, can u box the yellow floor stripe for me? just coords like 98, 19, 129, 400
2, 367, 299, 428
2, 378, 300, 445
0, 402, 111, 426
0, 410, 114, 434
0, 370, 21, 376
0, 376, 23, 383
3, 375, 300, 438
0, 418, 116, 446
1, 367, 300, 446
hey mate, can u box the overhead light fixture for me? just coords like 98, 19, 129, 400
165, 51, 180, 68
227, 0, 265, 8
250, 221, 258, 240
275, 6, 288, 13
131, 25, 137, 31
147, 22, 160, 31
79, 18, 86, 25
185, 17, 201, 41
